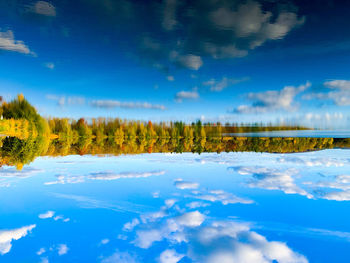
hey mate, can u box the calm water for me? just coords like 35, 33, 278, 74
1, 150, 350, 262
227, 130, 350, 138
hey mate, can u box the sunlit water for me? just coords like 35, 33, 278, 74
1, 150, 350, 262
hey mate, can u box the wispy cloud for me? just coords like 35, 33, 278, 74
89, 170, 165, 180
46, 95, 85, 106
0, 30, 34, 55
174, 90, 199, 103
234, 81, 311, 114
303, 79, 350, 106
174, 179, 199, 190
203, 77, 249, 92
101, 250, 139, 263
90, 100, 166, 110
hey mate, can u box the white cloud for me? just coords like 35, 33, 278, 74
32, 1, 56, 16
89, 171, 165, 180
101, 250, 139, 263
203, 77, 249, 92
0, 30, 34, 55
235, 82, 311, 114
100, 238, 110, 245
46, 95, 85, 107
40, 257, 49, 263
174, 179, 199, 190
141, 210, 167, 224
237, 166, 313, 199
37, 247, 46, 255
186, 201, 210, 209
39, 211, 55, 219
325, 80, 350, 90
167, 75, 175, 81
123, 218, 140, 232
0, 224, 36, 255
44, 174, 85, 185
171, 53, 203, 70
164, 199, 177, 208
0, 167, 42, 178
191, 189, 254, 205
57, 244, 69, 256
173, 211, 205, 227
158, 249, 184, 263
303, 79, 350, 106
175, 90, 199, 103
189, 221, 308, 263
44, 62, 55, 69
134, 229, 164, 249
279, 156, 345, 167
322, 191, 350, 201
91, 100, 166, 110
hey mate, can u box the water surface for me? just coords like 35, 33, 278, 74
1, 149, 350, 262
226, 130, 350, 138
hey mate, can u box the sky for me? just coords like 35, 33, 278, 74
2, 151, 350, 262
1, 0, 350, 127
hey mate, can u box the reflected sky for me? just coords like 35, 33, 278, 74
1, 150, 350, 262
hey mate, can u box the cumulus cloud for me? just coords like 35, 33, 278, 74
203, 76, 249, 92
303, 79, 350, 106
158, 249, 184, 263
130, 0, 304, 71
236, 166, 313, 199
39, 211, 55, 219
0, 224, 36, 255
89, 170, 165, 180
235, 82, 311, 114
119, 185, 306, 263
30, 1, 56, 17
0, 30, 34, 55
134, 210, 205, 249
174, 90, 199, 103
57, 244, 69, 255
90, 100, 166, 110
123, 218, 140, 232
189, 221, 308, 263
171, 53, 203, 70
174, 179, 199, 190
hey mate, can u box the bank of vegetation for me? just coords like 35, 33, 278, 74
0, 94, 348, 169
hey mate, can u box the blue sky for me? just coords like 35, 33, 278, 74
2, 151, 350, 262
1, 0, 350, 127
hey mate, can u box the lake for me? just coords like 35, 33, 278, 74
226, 130, 350, 138
1, 148, 350, 262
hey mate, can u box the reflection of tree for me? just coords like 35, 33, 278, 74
0, 136, 49, 170
1, 135, 350, 169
